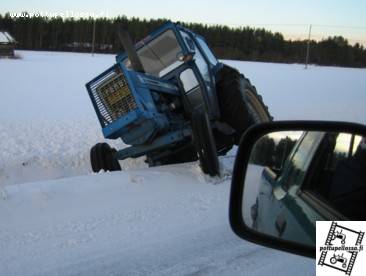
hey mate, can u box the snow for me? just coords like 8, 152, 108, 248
1, 51, 365, 186
0, 51, 146, 186
0, 32, 14, 43
1, 50, 365, 275
226, 60, 366, 124
0, 161, 313, 276
0, 32, 7, 43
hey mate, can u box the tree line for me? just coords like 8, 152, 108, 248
1, 12, 365, 67
250, 135, 297, 170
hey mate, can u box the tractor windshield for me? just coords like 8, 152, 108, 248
124, 29, 183, 77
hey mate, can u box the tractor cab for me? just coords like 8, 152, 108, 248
116, 22, 221, 118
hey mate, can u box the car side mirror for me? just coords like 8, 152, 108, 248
229, 121, 366, 258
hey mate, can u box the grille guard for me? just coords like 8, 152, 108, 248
86, 63, 170, 144
86, 64, 137, 127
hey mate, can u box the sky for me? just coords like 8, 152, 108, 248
1, 0, 365, 44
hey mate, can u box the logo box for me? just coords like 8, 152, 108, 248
316, 221, 365, 276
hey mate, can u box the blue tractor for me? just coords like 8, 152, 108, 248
86, 22, 272, 176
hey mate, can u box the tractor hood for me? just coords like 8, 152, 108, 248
86, 63, 179, 145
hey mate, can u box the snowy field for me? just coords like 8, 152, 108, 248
0, 50, 365, 275
1, 51, 365, 186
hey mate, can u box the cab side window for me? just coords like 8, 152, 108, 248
196, 37, 218, 66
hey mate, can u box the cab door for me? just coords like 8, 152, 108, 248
179, 30, 220, 119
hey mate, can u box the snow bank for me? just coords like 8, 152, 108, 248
0, 51, 146, 186
0, 162, 313, 275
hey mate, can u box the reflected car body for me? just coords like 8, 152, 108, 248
252, 131, 333, 246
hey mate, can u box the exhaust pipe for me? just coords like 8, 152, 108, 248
117, 29, 145, 73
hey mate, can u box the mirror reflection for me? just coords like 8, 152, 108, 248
243, 130, 366, 247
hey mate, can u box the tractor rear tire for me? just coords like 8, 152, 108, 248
90, 143, 121, 172
216, 65, 272, 144
192, 111, 220, 177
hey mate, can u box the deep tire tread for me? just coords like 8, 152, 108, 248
216, 65, 273, 143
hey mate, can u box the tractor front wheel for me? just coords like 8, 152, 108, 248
192, 111, 220, 177
90, 143, 121, 172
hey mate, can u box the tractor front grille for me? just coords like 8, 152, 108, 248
89, 66, 137, 126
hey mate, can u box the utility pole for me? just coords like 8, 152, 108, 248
305, 24, 312, 69
91, 19, 96, 56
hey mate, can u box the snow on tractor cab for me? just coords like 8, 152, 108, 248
86, 21, 272, 176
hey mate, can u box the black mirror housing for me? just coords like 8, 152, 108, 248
229, 120, 366, 258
